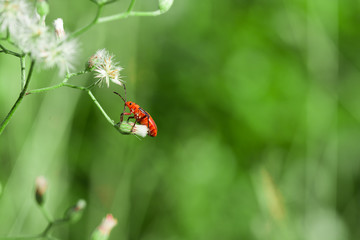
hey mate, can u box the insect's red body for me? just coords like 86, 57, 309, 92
124, 101, 158, 137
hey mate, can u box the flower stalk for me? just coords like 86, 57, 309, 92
0, 60, 35, 135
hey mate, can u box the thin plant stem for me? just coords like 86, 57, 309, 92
27, 75, 120, 132
0, 44, 22, 57
98, 10, 161, 24
87, 90, 115, 126
0, 60, 35, 135
20, 55, 26, 90
127, 0, 137, 12
40, 205, 54, 223
68, 4, 104, 40
41, 218, 68, 237
26, 70, 88, 95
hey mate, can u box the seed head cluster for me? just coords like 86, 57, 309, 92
0, 0, 77, 74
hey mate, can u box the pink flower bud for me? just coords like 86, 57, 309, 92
91, 214, 117, 240
98, 214, 117, 236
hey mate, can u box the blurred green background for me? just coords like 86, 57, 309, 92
1, 0, 360, 239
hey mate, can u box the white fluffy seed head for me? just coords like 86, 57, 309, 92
0, 0, 30, 33
132, 124, 149, 138
1, 1, 78, 75
89, 49, 124, 87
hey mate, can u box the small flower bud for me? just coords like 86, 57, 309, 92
64, 199, 87, 223
159, 0, 174, 13
35, 176, 48, 206
119, 122, 148, 138
53, 18, 65, 40
91, 214, 117, 240
36, 0, 50, 18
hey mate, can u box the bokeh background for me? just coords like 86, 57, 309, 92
1, 0, 360, 239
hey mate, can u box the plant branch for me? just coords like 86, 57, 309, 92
127, 0, 137, 12
20, 55, 26, 90
97, 10, 162, 24
26, 70, 88, 95
26, 70, 122, 133
40, 205, 54, 223
0, 60, 35, 135
0, 44, 22, 57
87, 90, 115, 126
68, 4, 104, 40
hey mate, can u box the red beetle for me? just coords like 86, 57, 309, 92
114, 91, 158, 137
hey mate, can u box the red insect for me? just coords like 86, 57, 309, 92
114, 91, 158, 137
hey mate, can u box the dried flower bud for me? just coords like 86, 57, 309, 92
53, 18, 65, 40
64, 199, 87, 223
159, 0, 173, 13
35, 176, 48, 205
36, 0, 50, 18
119, 122, 148, 138
91, 214, 118, 240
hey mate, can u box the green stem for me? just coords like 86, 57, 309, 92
26, 70, 88, 95
87, 90, 115, 126
20, 55, 26, 90
98, 10, 161, 23
0, 44, 22, 57
68, 4, 104, 40
127, 0, 137, 12
40, 205, 54, 223
41, 218, 68, 237
26, 72, 121, 133
0, 60, 35, 135
27, 82, 65, 95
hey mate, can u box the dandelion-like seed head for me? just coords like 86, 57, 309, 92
132, 124, 149, 138
89, 49, 124, 87
0, 0, 30, 33
37, 38, 78, 75
1, 2, 78, 75
119, 122, 149, 138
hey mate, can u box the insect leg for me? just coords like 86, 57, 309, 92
120, 112, 131, 122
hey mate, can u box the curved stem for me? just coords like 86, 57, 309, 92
41, 218, 68, 237
87, 90, 115, 126
26, 71, 122, 133
98, 10, 161, 24
0, 44, 22, 57
27, 82, 65, 95
0, 60, 35, 135
40, 205, 54, 223
26, 70, 88, 95
68, 4, 104, 40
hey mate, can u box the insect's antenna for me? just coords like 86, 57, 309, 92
113, 91, 126, 102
